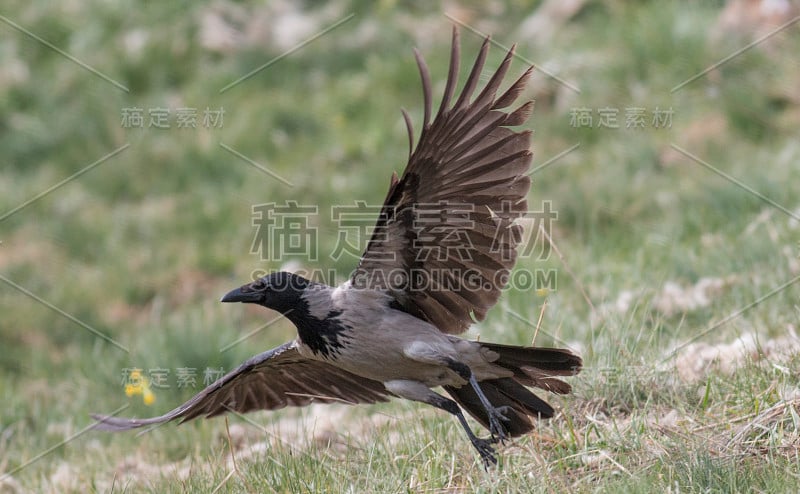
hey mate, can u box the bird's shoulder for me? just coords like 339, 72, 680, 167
329, 280, 396, 312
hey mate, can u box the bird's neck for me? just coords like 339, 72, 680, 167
286, 285, 351, 359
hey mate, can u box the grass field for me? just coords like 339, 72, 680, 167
1, 1, 799, 492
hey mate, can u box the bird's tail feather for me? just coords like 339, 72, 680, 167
445, 343, 582, 437
445, 377, 551, 436
480, 342, 581, 393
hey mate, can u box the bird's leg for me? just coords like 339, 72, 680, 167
444, 359, 511, 444
441, 396, 498, 469
400, 343, 510, 443
384, 379, 498, 469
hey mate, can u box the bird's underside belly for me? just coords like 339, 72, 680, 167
301, 336, 464, 387
336, 345, 464, 386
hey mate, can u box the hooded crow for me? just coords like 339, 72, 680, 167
93, 27, 582, 468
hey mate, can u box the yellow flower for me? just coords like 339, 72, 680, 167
124, 369, 155, 405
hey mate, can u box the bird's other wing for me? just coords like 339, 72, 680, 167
351, 27, 534, 334
92, 341, 392, 431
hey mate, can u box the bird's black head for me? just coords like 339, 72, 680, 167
220, 271, 311, 313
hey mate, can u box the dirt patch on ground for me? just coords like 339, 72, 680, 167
593, 276, 737, 324
668, 328, 800, 383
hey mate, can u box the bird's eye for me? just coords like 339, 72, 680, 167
251, 280, 266, 291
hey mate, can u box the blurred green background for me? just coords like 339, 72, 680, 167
1, 0, 799, 492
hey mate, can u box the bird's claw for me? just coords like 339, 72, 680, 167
472, 438, 498, 469
487, 405, 511, 444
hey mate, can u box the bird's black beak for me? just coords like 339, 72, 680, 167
220, 286, 262, 303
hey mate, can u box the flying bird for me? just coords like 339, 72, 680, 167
93, 27, 582, 468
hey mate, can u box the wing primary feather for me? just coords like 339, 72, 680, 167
437, 26, 461, 118
505, 101, 535, 127
453, 36, 490, 110
493, 65, 534, 110
445, 111, 508, 160
470, 44, 515, 112
447, 130, 531, 174
401, 108, 415, 157
413, 48, 432, 129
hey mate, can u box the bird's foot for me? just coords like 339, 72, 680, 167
471, 437, 498, 469
487, 405, 512, 444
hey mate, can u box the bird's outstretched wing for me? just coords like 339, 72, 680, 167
92, 341, 392, 431
351, 27, 534, 334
